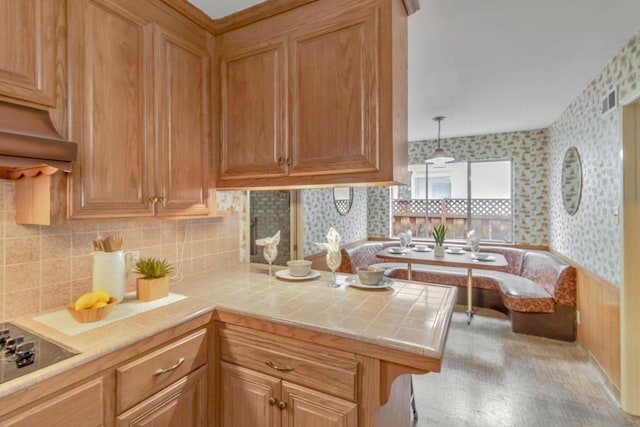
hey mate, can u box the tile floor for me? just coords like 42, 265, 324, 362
412, 307, 640, 426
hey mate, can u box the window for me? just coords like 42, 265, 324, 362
391, 160, 513, 243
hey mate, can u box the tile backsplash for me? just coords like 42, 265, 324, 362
0, 181, 245, 322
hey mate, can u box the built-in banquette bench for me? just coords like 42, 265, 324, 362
337, 242, 577, 341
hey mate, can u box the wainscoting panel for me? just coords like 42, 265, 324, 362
576, 266, 621, 392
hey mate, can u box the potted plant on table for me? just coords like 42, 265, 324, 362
432, 224, 448, 257
134, 257, 173, 301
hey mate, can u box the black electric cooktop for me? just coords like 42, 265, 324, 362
0, 323, 76, 385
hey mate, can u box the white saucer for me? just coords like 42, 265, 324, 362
445, 249, 465, 255
471, 254, 495, 262
275, 269, 321, 281
387, 247, 408, 254
412, 247, 432, 252
345, 276, 393, 289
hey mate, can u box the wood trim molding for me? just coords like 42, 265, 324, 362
160, 0, 216, 33
211, 0, 318, 34
621, 98, 640, 415
164, 0, 419, 35
402, 0, 420, 15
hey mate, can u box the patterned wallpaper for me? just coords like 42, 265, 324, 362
367, 129, 550, 245
303, 188, 368, 256
548, 31, 640, 287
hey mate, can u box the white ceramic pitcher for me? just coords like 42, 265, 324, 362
92, 251, 133, 303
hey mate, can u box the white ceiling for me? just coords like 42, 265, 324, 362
190, 0, 640, 140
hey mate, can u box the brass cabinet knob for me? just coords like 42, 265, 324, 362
286, 158, 292, 165
158, 196, 167, 207
148, 196, 159, 204
268, 397, 277, 406
278, 157, 284, 165
277, 401, 287, 410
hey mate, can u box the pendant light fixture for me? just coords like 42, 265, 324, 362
425, 116, 454, 164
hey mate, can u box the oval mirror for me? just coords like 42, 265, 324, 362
561, 147, 582, 216
333, 187, 353, 216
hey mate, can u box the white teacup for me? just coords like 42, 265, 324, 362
448, 247, 464, 253
287, 260, 312, 277
389, 247, 404, 254
414, 245, 429, 251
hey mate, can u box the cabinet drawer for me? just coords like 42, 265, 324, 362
117, 328, 207, 412
1, 378, 103, 427
220, 324, 358, 401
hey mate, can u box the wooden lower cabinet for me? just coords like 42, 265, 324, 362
117, 365, 207, 427
221, 362, 356, 427
282, 382, 358, 427
0, 377, 104, 427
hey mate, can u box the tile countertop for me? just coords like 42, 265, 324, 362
3, 263, 457, 399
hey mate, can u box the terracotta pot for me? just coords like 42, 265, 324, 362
136, 276, 169, 302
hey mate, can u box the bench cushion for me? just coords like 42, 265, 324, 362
338, 242, 384, 274
385, 266, 502, 291
520, 251, 577, 307
496, 275, 555, 313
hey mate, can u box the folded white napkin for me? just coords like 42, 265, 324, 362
315, 227, 341, 254
256, 230, 280, 262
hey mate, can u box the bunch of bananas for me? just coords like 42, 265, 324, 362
73, 290, 111, 310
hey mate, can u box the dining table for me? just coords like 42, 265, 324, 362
376, 247, 508, 324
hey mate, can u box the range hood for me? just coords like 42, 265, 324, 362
0, 100, 77, 175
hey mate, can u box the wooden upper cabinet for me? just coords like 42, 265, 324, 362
68, 0, 213, 219
289, 9, 378, 177
219, 41, 287, 180
154, 25, 210, 217
216, 0, 408, 189
0, 0, 56, 107
68, 0, 155, 218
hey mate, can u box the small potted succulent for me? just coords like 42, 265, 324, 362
432, 223, 448, 257
134, 257, 173, 301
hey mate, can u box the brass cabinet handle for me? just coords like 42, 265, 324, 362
277, 401, 287, 410
152, 357, 185, 377
158, 196, 167, 207
268, 397, 277, 406
286, 158, 292, 165
265, 360, 294, 372
148, 196, 159, 204
278, 157, 284, 165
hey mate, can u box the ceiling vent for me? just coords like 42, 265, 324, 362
601, 87, 617, 116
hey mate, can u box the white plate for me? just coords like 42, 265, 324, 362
445, 249, 465, 255
275, 269, 321, 281
345, 276, 394, 289
387, 247, 408, 254
471, 254, 495, 262
412, 247, 432, 252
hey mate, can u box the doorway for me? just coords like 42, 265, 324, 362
249, 190, 301, 266
620, 90, 640, 415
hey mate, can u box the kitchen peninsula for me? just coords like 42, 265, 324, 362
0, 265, 456, 426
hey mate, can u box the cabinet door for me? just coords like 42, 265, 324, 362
1, 378, 104, 427
0, 0, 56, 106
154, 24, 211, 216
219, 39, 287, 181
68, 0, 155, 218
221, 362, 281, 427
117, 366, 207, 427
281, 382, 357, 427
288, 6, 379, 177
